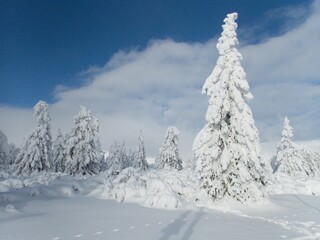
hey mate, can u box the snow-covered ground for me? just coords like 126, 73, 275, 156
2, 194, 320, 240
1, 171, 320, 240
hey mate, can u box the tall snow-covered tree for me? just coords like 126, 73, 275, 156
106, 141, 128, 176
133, 132, 148, 171
0, 130, 10, 171
64, 106, 102, 175
156, 126, 182, 171
192, 13, 267, 203
273, 117, 316, 177
15, 101, 53, 175
52, 128, 67, 173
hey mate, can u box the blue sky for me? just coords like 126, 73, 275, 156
1, 0, 320, 157
0, 0, 311, 107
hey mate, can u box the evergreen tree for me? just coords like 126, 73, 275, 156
273, 117, 316, 176
64, 106, 102, 175
106, 140, 128, 176
15, 101, 53, 175
8, 143, 19, 166
156, 126, 182, 171
52, 128, 67, 172
0, 130, 10, 171
126, 149, 135, 168
300, 146, 320, 176
192, 13, 267, 203
133, 132, 148, 171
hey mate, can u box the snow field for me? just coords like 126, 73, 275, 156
1, 171, 320, 239
2, 195, 318, 240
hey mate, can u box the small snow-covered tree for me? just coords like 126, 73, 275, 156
273, 117, 316, 176
8, 143, 19, 166
192, 13, 267, 203
0, 130, 10, 171
300, 147, 320, 176
52, 129, 67, 173
64, 106, 102, 175
133, 132, 148, 171
313, 151, 320, 174
273, 116, 293, 171
106, 141, 128, 176
126, 149, 135, 167
15, 101, 53, 175
156, 126, 182, 171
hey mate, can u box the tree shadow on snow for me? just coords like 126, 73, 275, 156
181, 210, 206, 240
158, 209, 205, 240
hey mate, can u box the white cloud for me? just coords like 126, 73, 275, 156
1, 0, 320, 160
242, 0, 320, 141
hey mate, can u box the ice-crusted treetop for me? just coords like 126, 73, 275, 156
282, 116, 293, 139
275, 116, 294, 166
276, 116, 294, 153
216, 12, 238, 55
202, 12, 252, 125
34, 100, 51, 127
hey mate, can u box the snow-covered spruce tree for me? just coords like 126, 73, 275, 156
273, 117, 316, 177
15, 101, 53, 175
0, 130, 10, 171
192, 13, 267, 203
64, 106, 102, 176
133, 132, 148, 171
313, 149, 320, 172
300, 147, 320, 176
126, 149, 134, 167
156, 126, 182, 171
8, 143, 19, 166
106, 141, 128, 176
52, 128, 67, 172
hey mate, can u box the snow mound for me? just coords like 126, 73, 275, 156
5, 204, 20, 213
88, 168, 199, 209
144, 172, 181, 209
0, 178, 24, 192
0, 172, 97, 200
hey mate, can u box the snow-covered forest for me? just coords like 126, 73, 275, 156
1, 12, 320, 240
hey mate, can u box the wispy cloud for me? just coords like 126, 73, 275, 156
1, 0, 320, 159
242, 0, 320, 141
239, 1, 312, 45
265, 4, 309, 21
